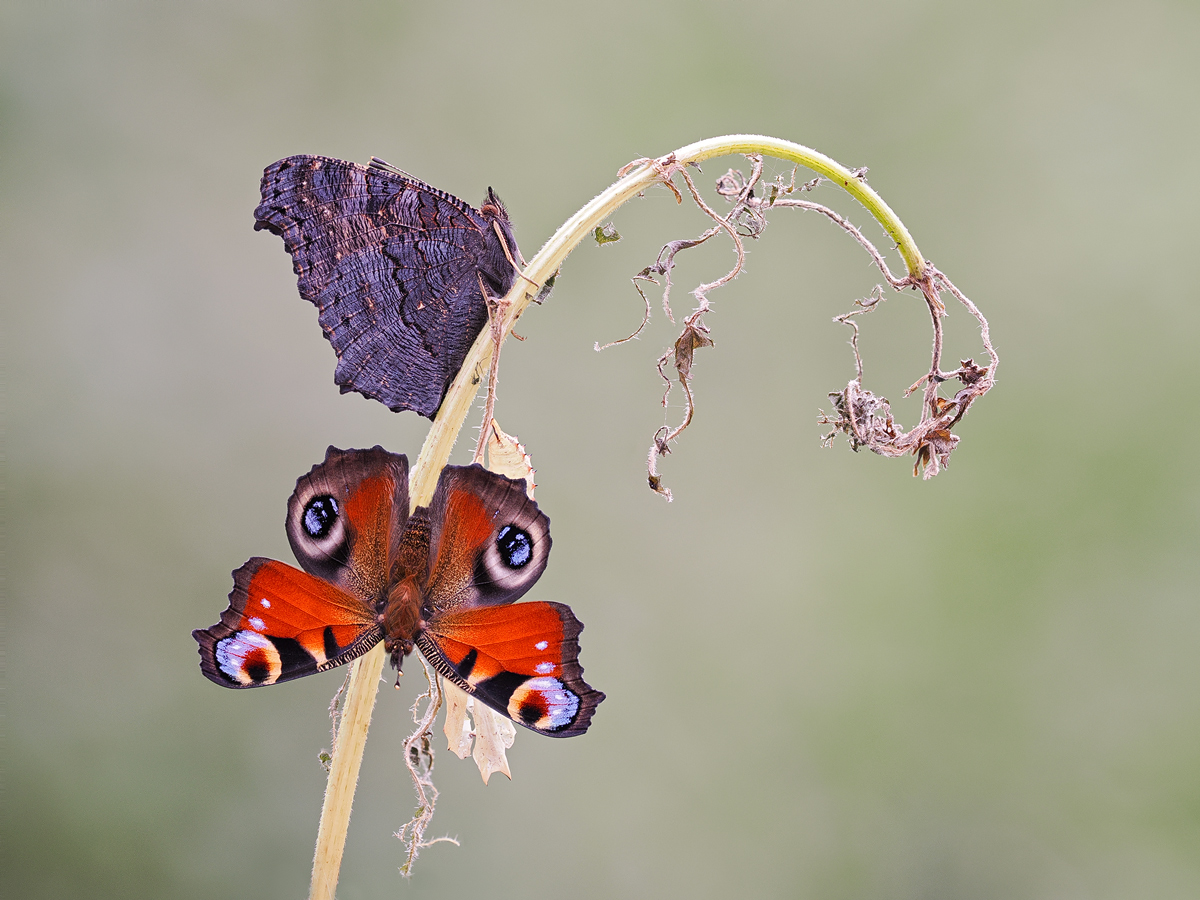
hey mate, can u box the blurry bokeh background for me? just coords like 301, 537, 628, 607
5, 1, 1199, 897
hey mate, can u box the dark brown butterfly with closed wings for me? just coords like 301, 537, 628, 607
192, 446, 603, 737
254, 156, 522, 418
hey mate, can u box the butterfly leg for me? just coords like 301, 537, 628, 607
473, 274, 510, 465
491, 219, 535, 286
385, 635, 415, 677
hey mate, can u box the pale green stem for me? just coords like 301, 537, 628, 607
308, 134, 930, 898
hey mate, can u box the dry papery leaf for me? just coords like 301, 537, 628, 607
442, 683, 517, 785
437, 418, 535, 784
485, 419, 537, 496
472, 704, 517, 784
442, 683, 473, 759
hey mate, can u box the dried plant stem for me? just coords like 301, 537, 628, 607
308, 643, 385, 900
307, 134, 940, 897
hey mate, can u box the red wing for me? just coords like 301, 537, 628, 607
285, 446, 409, 599
417, 602, 603, 737
423, 465, 551, 613
193, 558, 382, 688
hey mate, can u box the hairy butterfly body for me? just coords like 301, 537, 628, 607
193, 446, 602, 737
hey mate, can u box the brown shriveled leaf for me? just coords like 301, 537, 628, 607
819, 382, 900, 452
673, 322, 714, 381
913, 428, 959, 479
954, 358, 988, 386
442, 682, 473, 759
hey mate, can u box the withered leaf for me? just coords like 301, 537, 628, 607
442, 682, 473, 759
913, 428, 959, 478
472, 704, 516, 785
485, 420, 536, 498
674, 324, 714, 381
955, 358, 988, 386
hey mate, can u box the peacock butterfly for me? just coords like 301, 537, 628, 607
253, 156, 522, 419
192, 446, 603, 737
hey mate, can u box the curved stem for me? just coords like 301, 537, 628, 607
307, 134, 932, 898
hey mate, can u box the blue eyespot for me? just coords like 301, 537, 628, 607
496, 525, 532, 568
303, 496, 339, 539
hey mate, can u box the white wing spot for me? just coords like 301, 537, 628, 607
534, 640, 549, 651
260, 598, 271, 609
249, 616, 266, 632
535, 662, 555, 674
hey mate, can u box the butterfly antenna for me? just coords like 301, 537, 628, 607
368, 157, 415, 180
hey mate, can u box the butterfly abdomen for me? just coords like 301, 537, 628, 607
382, 576, 421, 668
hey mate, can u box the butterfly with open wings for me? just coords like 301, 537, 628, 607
192, 446, 603, 737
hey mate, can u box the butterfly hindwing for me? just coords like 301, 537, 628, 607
417, 601, 604, 737
286, 445, 409, 599
253, 155, 520, 417
193, 558, 382, 688
423, 464, 551, 613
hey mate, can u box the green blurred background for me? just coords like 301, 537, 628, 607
5, 1, 1199, 897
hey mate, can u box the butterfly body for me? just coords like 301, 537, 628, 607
254, 157, 522, 418
193, 447, 602, 737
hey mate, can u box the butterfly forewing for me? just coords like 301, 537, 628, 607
195, 446, 408, 690
253, 155, 520, 417
418, 601, 604, 737
193, 559, 382, 688
286, 445, 409, 600
423, 465, 551, 613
